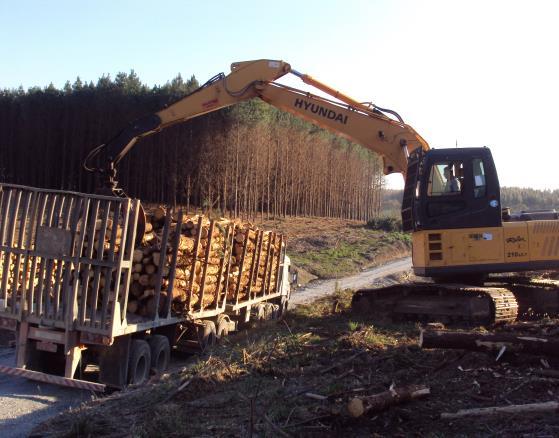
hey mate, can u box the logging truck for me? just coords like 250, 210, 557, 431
0, 184, 291, 391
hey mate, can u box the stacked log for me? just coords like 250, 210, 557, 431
169, 214, 230, 315
82, 218, 122, 259
126, 207, 285, 319
227, 227, 282, 303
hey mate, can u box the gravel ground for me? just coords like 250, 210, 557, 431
0, 257, 411, 437
0, 349, 92, 438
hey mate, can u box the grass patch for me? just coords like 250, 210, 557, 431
290, 231, 410, 278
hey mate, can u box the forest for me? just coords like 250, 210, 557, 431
383, 187, 559, 216
0, 71, 384, 221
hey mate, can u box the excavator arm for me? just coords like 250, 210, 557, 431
84, 59, 429, 194
256, 81, 428, 175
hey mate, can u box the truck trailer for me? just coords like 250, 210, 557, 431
0, 183, 291, 391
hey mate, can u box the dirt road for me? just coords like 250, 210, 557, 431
0, 257, 411, 437
290, 256, 411, 305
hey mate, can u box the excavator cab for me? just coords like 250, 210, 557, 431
402, 147, 502, 232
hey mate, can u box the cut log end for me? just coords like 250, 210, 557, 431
347, 398, 365, 418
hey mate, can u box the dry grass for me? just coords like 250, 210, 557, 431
34, 288, 559, 437
254, 216, 410, 279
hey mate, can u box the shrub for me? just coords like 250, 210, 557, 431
366, 216, 402, 232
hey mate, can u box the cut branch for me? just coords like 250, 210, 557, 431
441, 401, 559, 419
347, 384, 430, 418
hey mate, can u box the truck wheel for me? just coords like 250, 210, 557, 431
265, 302, 280, 320
278, 296, 289, 318
268, 303, 280, 319
76, 353, 89, 379
128, 340, 151, 385
148, 335, 170, 375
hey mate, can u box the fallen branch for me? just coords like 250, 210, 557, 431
420, 329, 559, 357
264, 414, 292, 438
432, 351, 468, 372
534, 369, 559, 379
441, 401, 559, 419
334, 368, 354, 380
305, 392, 328, 401
469, 393, 494, 402
283, 414, 332, 429
347, 384, 430, 418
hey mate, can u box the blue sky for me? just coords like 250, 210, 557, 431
1, 0, 558, 190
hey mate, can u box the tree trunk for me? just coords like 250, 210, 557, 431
420, 329, 559, 357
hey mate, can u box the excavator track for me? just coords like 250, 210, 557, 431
488, 276, 559, 320
352, 282, 518, 326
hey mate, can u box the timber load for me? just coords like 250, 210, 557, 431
120, 207, 285, 319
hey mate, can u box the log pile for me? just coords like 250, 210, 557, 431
227, 225, 282, 303
0, 212, 127, 316
126, 207, 284, 319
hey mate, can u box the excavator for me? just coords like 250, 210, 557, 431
84, 59, 559, 325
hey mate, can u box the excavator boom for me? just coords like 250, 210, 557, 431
84, 59, 429, 194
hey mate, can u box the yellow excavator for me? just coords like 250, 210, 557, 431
84, 59, 559, 325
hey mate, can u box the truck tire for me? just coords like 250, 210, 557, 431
128, 339, 151, 385
264, 302, 279, 320
76, 352, 89, 380
279, 296, 289, 317
148, 335, 170, 375
268, 303, 280, 319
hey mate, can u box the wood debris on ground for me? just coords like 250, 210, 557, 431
31, 278, 559, 437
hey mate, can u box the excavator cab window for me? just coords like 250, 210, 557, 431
427, 162, 464, 196
473, 158, 487, 198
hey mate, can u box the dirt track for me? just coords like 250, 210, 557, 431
0, 257, 411, 437
290, 256, 411, 305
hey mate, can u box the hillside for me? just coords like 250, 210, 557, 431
254, 216, 410, 281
